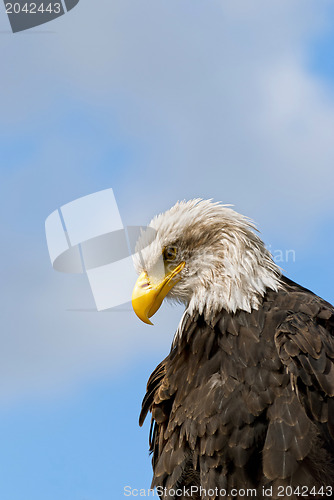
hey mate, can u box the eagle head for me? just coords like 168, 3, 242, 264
132, 199, 280, 324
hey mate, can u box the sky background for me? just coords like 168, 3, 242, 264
1, 0, 334, 499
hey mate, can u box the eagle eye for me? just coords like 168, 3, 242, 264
163, 246, 178, 261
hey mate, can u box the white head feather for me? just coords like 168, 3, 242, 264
133, 199, 281, 322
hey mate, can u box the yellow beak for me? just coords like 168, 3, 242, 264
132, 262, 185, 325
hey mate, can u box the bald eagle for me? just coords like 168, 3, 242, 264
131, 200, 334, 500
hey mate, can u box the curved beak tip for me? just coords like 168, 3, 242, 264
137, 313, 153, 326
131, 296, 154, 325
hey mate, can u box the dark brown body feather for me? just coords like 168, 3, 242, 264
139, 277, 334, 499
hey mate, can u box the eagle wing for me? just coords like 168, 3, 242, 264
139, 356, 171, 472
140, 281, 334, 493
274, 300, 334, 452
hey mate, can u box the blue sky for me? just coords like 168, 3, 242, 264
1, 1, 334, 499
